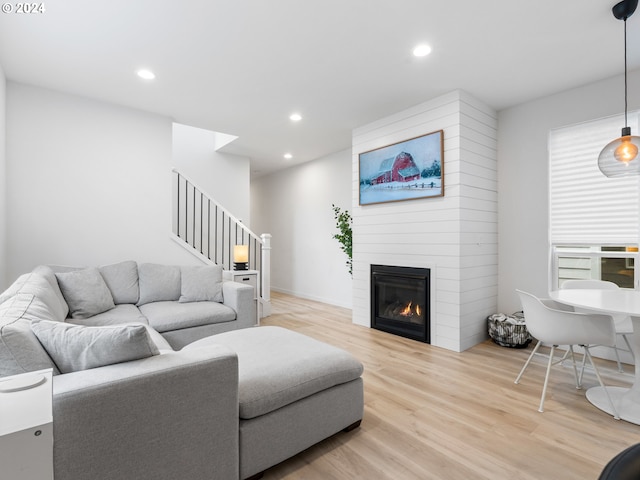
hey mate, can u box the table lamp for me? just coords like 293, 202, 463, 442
233, 245, 249, 270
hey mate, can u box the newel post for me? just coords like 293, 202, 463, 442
260, 233, 272, 317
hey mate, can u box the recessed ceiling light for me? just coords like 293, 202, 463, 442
289, 113, 302, 122
284, 153, 293, 159
137, 69, 156, 80
412, 44, 432, 57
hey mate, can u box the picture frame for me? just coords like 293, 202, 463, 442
358, 130, 444, 206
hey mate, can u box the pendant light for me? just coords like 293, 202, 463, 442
598, 0, 640, 177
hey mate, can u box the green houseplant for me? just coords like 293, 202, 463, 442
332, 204, 352, 276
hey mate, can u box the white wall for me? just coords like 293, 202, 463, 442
250, 149, 353, 308
172, 122, 251, 224
0, 65, 6, 288
498, 68, 640, 314
352, 90, 498, 352
5, 83, 200, 282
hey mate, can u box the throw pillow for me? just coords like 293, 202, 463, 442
0, 270, 69, 321
30, 320, 159, 374
179, 265, 224, 303
140, 324, 173, 352
99, 261, 140, 304
55, 268, 115, 319
137, 263, 181, 306
0, 294, 60, 377
31, 266, 70, 320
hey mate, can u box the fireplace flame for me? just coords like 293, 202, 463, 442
400, 301, 422, 317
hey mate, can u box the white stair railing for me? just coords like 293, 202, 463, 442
171, 168, 270, 316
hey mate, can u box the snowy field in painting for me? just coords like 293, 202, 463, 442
359, 177, 442, 205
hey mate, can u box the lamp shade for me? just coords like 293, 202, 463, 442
233, 245, 249, 263
597, 131, 640, 177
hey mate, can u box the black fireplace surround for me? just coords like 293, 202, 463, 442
370, 264, 430, 343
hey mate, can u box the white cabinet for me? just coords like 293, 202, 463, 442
0, 368, 54, 480
224, 269, 258, 294
224, 269, 259, 325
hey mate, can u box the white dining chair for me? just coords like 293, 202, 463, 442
514, 290, 619, 418
562, 279, 634, 372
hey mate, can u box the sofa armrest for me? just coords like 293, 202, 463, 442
223, 280, 256, 328
52, 346, 239, 480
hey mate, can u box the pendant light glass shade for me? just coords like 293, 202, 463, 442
598, 127, 640, 177
598, 0, 638, 177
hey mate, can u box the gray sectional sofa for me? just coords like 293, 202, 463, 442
47, 260, 255, 349
0, 261, 364, 479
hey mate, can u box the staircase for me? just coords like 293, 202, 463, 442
171, 168, 271, 317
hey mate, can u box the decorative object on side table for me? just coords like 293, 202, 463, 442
233, 244, 249, 270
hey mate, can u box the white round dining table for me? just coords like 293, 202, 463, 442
550, 288, 640, 424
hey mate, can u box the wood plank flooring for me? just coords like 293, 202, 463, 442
259, 292, 640, 480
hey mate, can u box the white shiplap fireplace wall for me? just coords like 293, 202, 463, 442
351, 90, 497, 352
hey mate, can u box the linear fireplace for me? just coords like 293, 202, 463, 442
370, 264, 430, 343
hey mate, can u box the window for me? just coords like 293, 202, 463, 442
552, 245, 635, 289
549, 111, 639, 290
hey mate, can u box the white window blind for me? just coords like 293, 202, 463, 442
549, 111, 640, 245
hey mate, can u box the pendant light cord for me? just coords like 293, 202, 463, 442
624, 17, 628, 128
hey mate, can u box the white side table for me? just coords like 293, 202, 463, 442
0, 368, 54, 479
224, 269, 259, 325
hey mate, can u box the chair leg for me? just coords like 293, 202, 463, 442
578, 345, 589, 387
612, 344, 624, 373
553, 346, 581, 388
583, 346, 620, 420
622, 334, 635, 361
612, 334, 635, 373
567, 346, 581, 389
539, 345, 556, 413
515, 340, 542, 384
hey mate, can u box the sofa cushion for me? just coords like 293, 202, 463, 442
179, 265, 223, 303
30, 320, 159, 374
99, 261, 140, 304
137, 263, 181, 306
0, 274, 31, 306
0, 271, 69, 322
0, 293, 60, 377
139, 301, 236, 333
55, 268, 115, 319
185, 326, 364, 419
65, 311, 171, 351
65, 304, 149, 327
31, 265, 70, 320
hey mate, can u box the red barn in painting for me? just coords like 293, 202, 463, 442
370, 152, 420, 185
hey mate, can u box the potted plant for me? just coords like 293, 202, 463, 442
332, 204, 352, 276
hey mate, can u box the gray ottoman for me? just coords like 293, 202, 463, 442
185, 326, 364, 479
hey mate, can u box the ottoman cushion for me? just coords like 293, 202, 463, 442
185, 326, 363, 419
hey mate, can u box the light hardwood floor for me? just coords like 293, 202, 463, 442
259, 292, 640, 480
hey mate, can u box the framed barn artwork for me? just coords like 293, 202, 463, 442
358, 130, 444, 206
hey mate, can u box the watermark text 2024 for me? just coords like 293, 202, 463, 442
1, 3, 46, 14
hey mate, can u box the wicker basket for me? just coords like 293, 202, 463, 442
487, 312, 532, 348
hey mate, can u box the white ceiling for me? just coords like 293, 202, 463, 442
1, 0, 639, 177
